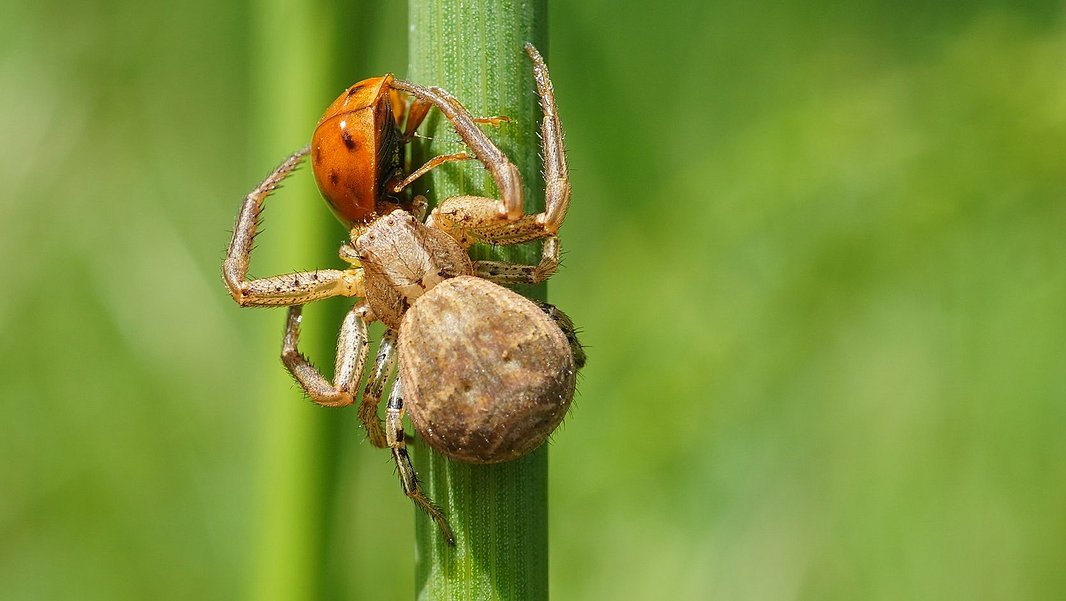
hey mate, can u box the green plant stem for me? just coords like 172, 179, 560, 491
407, 1, 550, 599
248, 0, 343, 599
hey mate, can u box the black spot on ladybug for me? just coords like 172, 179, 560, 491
341, 129, 358, 151
346, 83, 366, 97
329, 170, 339, 185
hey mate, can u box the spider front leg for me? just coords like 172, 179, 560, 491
429, 194, 562, 285
281, 303, 370, 408
224, 145, 363, 306
525, 42, 571, 232
424, 44, 570, 285
389, 79, 524, 220
385, 375, 455, 545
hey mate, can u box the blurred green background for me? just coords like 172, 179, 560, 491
2, 0, 1065, 599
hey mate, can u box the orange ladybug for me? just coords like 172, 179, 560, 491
310, 75, 431, 227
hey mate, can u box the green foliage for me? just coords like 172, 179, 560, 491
246, 0, 341, 600
1, 1, 1064, 600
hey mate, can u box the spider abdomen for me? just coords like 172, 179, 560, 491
398, 276, 577, 464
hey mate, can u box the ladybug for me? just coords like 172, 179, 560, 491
310, 75, 432, 227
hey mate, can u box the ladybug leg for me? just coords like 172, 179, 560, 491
281, 304, 371, 408
385, 375, 455, 545
357, 328, 397, 448
472, 115, 510, 126
400, 96, 433, 143
224, 145, 364, 306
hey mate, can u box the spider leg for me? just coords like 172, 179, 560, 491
231, 268, 363, 307
421, 45, 570, 283
357, 329, 397, 448
390, 79, 524, 220
224, 145, 363, 306
385, 375, 455, 545
393, 83, 510, 145
473, 236, 559, 285
428, 196, 561, 284
392, 151, 476, 194
525, 43, 570, 233
532, 300, 586, 370
281, 304, 370, 408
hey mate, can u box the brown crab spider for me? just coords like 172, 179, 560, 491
223, 44, 579, 545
